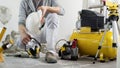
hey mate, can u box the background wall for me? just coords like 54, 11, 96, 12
0, 0, 20, 42
57, 0, 82, 40
0, 0, 119, 42
0, 0, 83, 41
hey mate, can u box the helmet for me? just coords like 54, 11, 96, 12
26, 10, 42, 37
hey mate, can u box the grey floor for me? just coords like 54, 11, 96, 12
0, 54, 116, 68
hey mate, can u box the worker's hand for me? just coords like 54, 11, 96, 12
21, 32, 31, 45
19, 25, 31, 45
40, 17, 45, 25
38, 6, 48, 17
38, 6, 48, 24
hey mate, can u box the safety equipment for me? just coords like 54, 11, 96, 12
26, 10, 42, 37
11, 38, 47, 58
13, 38, 41, 58
25, 38, 41, 58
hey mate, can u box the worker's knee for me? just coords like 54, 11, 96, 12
46, 13, 59, 29
47, 13, 58, 19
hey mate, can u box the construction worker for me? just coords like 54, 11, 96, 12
18, 0, 65, 63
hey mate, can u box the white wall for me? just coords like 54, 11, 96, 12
0, 0, 20, 42
0, 0, 83, 41
0, 0, 20, 31
57, 0, 82, 40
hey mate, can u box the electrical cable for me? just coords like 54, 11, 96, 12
55, 39, 67, 53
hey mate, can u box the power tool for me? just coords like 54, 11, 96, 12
25, 38, 41, 58
0, 39, 14, 62
11, 38, 41, 58
58, 39, 79, 60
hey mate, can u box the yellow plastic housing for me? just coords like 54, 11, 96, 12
0, 47, 4, 62
70, 30, 116, 60
0, 27, 6, 42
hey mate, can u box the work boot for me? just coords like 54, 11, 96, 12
45, 52, 57, 63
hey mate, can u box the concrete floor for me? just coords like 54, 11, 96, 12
0, 54, 116, 68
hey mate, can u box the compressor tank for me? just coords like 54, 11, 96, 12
70, 29, 116, 59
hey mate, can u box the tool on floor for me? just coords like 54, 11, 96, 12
70, 0, 119, 63
0, 27, 14, 63
56, 39, 79, 60
0, 39, 14, 62
0, 27, 7, 62
14, 38, 41, 58
93, 0, 119, 64
24, 38, 41, 58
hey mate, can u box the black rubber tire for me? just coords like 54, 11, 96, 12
58, 50, 61, 57
110, 58, 116, 61
100, 60, 105, 63
71, 56, 78, 60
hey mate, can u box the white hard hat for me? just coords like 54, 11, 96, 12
26, 10, 42, 37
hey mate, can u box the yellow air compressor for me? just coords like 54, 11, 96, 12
70, 9, 117, 62
70, 28, 116, 61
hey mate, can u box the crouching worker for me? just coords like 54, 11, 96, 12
18, 0, 65, 63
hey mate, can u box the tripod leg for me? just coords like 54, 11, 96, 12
117, 43, 120, 68
117, 22, 120, 34
112, 21, 119, 47
93, 21, 110, 64
111, 20, 120, 68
